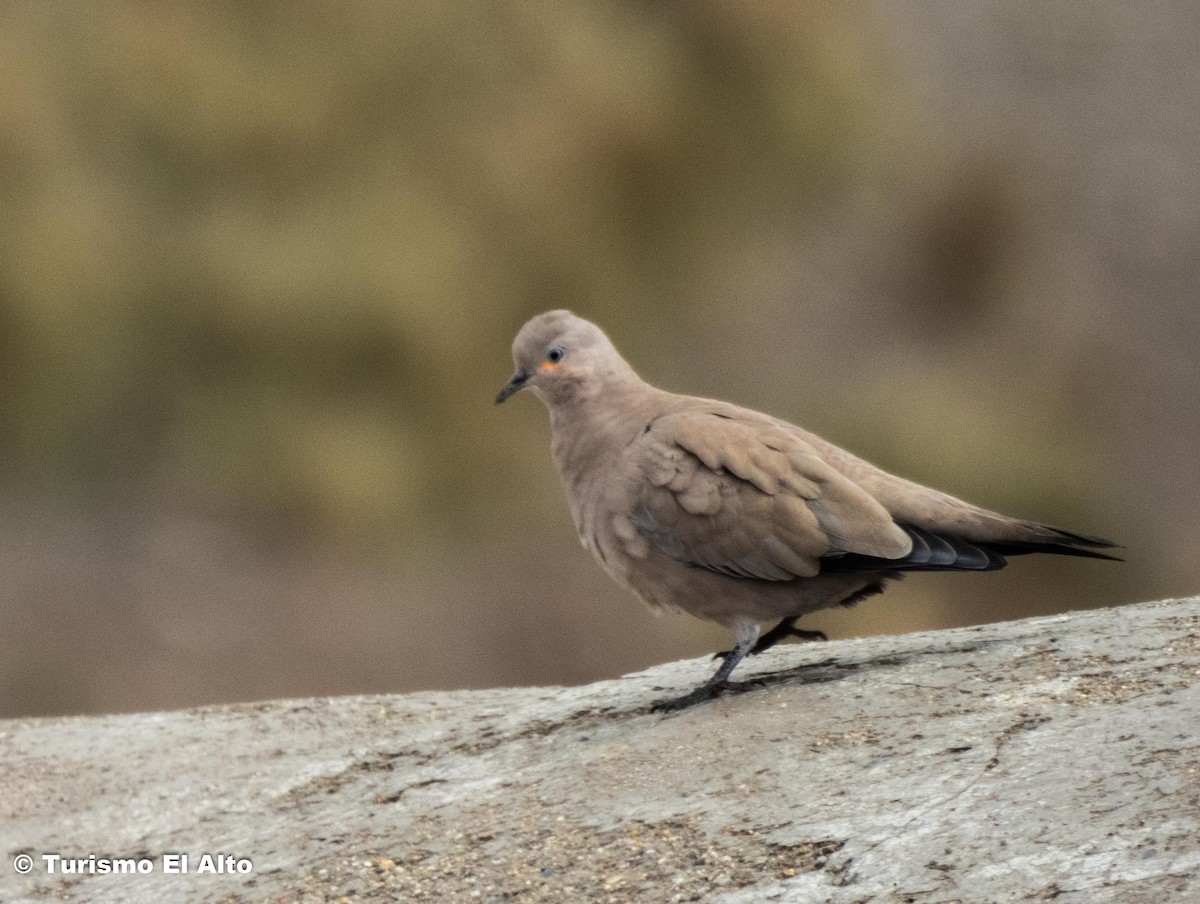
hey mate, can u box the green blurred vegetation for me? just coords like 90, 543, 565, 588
0, 2, 878, 543
0, 2, 1193, 716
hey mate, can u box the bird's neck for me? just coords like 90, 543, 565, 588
546, 377, 659, 476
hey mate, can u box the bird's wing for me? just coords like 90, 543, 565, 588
629, 407, 912, 580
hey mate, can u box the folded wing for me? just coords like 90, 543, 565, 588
629, 407, 913, 580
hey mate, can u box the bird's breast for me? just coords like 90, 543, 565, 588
546, 398, 664, 583
551, 450, 644, 589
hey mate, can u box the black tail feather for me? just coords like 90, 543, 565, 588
820, 523, 1121, 574
985, 540, 1123, 562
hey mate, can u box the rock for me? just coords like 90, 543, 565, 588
2, 597, 1199, 903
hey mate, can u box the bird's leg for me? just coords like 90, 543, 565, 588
713, 617, 827, 660
751, 617, 827, 653
653, 621, 760, 712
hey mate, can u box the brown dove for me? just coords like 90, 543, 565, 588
496, 310, 1119, 710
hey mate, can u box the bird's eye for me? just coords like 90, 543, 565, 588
547, 346, 565, 363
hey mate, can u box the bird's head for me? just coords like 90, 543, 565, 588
496, 310, 637, 407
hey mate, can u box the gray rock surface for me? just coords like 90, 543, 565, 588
2, 597, 1198, 903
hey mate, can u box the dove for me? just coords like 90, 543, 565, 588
496, 310, 1119, 711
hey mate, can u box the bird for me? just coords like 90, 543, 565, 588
496, 310, 1119, 711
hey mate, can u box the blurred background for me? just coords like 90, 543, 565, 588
0, 2, 1195, 718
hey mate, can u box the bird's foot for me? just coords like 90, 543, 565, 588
650, 681, 728, 713
766, 628, 828, 647
751, 617, 828, 655
677, 621, 755, 710
712, 626, 827, 660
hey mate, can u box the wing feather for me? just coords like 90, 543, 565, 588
629, 407, 911, 580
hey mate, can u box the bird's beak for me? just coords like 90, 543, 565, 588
495, 369, 530, 404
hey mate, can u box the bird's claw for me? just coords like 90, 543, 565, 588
650, 681, 727, 713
